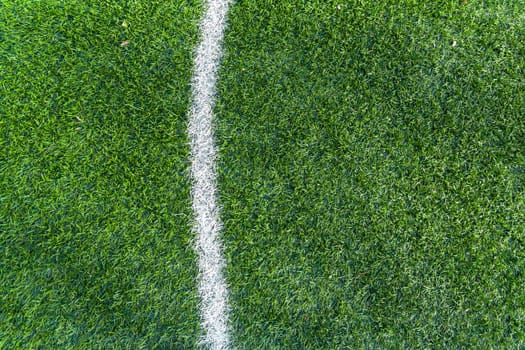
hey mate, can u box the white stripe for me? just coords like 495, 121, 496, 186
188, 0, 232, 349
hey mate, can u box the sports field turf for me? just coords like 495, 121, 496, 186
1, 1, 203, 348
216, 0, 525, 348
2, 0, 525, 349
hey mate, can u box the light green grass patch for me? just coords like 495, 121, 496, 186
1, 1, 202, 348
217, 1, 525, 348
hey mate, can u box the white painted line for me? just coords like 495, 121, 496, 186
188, 0, 232, 349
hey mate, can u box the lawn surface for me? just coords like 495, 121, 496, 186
1, 0, 525, 349
217, 0, 525, 348
1, 1, 203, 348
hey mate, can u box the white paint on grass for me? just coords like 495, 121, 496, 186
188, 0, 232, 349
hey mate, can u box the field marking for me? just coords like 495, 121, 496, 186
188, 0, 232, 349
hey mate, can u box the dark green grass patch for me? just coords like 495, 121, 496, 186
1, 1, 202, 348
217, 0, 525, 348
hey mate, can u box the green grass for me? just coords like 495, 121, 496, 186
0, 1, 203, 348
217, 0, 525, 348
2, 0, 525, 349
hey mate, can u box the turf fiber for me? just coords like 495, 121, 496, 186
216, 0, 525, 348
1, 0, 525, 349
1, 1, 203, 348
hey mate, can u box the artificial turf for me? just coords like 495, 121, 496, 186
1, 1, 203, 348
2, 0, 525, 349
216, 0, 525, 348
